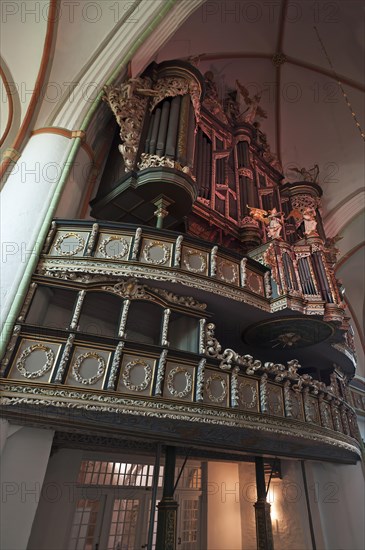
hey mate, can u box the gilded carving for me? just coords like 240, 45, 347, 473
205, 323, 222, 358
70, 290, 86, 330
166, 366, 193, 399
260, 373, 269, 413
118, 299, 131, 338
108, 341, 125, 390
231, 367, 240, 407
104, 77, 153, 171
183, 249, 207, 273
71, 352, 106, 385
137, 153, 191, 175
199, 319, 206, 354
155, 349, 168, 396
149, 76, 201, 122
143, 241, 171, 265
240, 258, 248, 286
1, 382, 361, 458
16, 344, 55, 379
196, 358, 206, 402
55, 333, 75, 382
86, 223, 99, 256
161, 308, 171, 347
122, 360, 152, 392
238, 380, 258, 410
98, 235, 129, 259
131, 227, 142, 260
174, 235, 183, 267
217, 260, 239, 284
264, 271, 272, 298
54, 232, 85, 256
205, 374, 227, 404
210, 246, 218, 276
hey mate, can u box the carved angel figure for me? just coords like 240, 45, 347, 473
302, 207, 318, 236
287, 207, 318, 237
236, 81, 267, 124
248, 206, 284, 239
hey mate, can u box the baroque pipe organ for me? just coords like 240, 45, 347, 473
0, 60, 362, 550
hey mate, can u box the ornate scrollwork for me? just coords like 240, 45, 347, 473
70, 290, 86, 330
131, 227, 142, 260
167, 366, 193, 398
98, 235, 129, 259
205, 374, 227, 403
196, 358, 206, 402
240, 258, 248, 286
108, 342, 125, 390
143, 241, 171, 265
155, 349, 168, 396
231, 367, 240, 407
183, 249, 207, 273
174, 235, 183, 267
55, 334, 75, 382
210, 246, 218, 277
16, 344, 55, 379
104, 77, 153, 171
54, 232, 85, 256
72, 352, 106, 385
122, 360, 152, 392
205, 323, 222, 358
86, 223, 99, 256
149, 76, 201, 122
137, 153, 190, 175
161, 308, 171, 347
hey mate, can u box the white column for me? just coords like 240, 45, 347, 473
0, 424, 54, 550
0, 133, 72, 326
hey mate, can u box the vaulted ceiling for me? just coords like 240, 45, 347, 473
1, 0, 364, 376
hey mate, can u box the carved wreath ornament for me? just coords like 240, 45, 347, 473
16, 344, 55, 379
167, 366, 193, 398
205, 374, 227, 403
72, 352, 106, 385
54, 232, 85, 256
143, 241, 170, 265
98, 236, 129, 259
183, 250, 207, 273
122, 360, 152, 392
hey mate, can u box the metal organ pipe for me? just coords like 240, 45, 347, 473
165, 95, 181, 158
149, 106, 161, 155
156, 99, 170, 156
177, 94, 190, 166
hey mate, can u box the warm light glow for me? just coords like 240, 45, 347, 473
270, 501, 279, 521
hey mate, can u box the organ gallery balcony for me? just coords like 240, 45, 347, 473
0, 220, 361, 464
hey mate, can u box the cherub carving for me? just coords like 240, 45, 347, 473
248, 206, 284, 239
236, 81, 267, 124
287, 207, 319, 237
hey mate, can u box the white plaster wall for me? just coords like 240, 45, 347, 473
0, 133, 72, 330
55, 146, 93, 218
207, 461, 242, 550
269, 461, 313, 550
0, 424, 54, 550
28, 448, 83, 550
238, 462, 257, 550
305, 460, 365, 550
